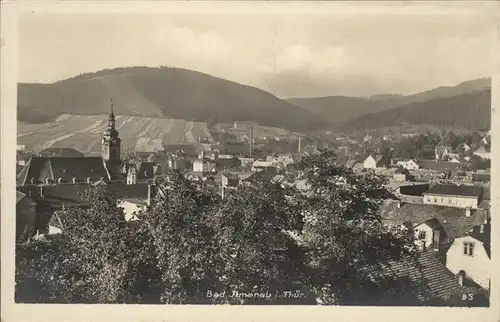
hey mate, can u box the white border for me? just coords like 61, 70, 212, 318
2, 1, 499, 321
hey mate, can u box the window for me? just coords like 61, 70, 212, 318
463, 242, 475, 256
418, 231, 427, 240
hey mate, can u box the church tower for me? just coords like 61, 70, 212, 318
101, 99, 121, 164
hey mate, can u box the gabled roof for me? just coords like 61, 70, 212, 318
474, 146, 488, 154
17, 156, 111, 186
380, 201, 486, 238
38, 148, 84, 158
368, 251, 480, 302
425, 184, 482, 198
27, 183, 150, 209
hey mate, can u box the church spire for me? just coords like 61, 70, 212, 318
108, 98, 115, 129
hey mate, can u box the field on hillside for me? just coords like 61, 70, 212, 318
17, 114, 213, 154
215, 123, 298, 138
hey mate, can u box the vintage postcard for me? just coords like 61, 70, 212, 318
1, 1, 499, 321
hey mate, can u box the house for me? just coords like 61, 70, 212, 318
380, 201, 487, 243
435, 144, 453, 160
252, 160, 277, 173
412, 218, 444, 251
423, 184, 483, 209
193, 159, 216, 174
363, 154, 390, 169
199, 149, 219, 161
16, 191, 36, 242
26, 183, 156, 235
396, 159, 420, 171
473, 146, 490, 160
221, 172, 239, 187
446, 222, 490, 290
238, 157, 254, 168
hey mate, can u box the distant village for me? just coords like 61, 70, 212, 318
15, 106, 491, 304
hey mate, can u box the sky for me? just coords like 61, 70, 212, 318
18, 7, 496, 98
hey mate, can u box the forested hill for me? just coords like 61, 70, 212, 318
286, 78, 490, 125
18, 66, 328, 132
342, 89, 491, 131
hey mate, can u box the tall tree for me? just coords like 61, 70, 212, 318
296, 150, 420, 305
15, 186, 161, 303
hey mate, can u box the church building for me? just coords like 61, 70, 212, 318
17, 103, 124, 186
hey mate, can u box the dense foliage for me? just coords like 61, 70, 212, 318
16, 151, 457, 305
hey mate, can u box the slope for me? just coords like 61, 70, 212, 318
342, 89, 491, 131
286, 78, 491, 124
17, 66, 327, 132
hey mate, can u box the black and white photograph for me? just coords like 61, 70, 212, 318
1, 1, 499, 320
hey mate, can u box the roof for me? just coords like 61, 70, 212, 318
27, 183, 150, 209
418, 160, 463, 172
17, 156, 112, 186
345, 160, 356, 168
368, 251, 478, 302
16, 191, 26, 204
136, 162, 156, 179
425, 184, 482, 198
474, 146, 488, 154
221, 172, 239, 180
380, 201, 487, 239
38, 148, 84, 158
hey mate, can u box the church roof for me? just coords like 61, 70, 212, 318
17, 156, 112, 186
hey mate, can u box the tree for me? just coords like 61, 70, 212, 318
296, 149, 420, 305
141, 172, 222, 304
206, 180, 312, 304
15, 186, 161, 303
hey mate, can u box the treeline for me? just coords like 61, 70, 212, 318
346, 90, 491, 132
14, 151, 472, 305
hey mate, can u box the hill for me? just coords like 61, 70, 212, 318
286, 78, 490, 124
18, 66, 327, 132
342, 89, 491, 131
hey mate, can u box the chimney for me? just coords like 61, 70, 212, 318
298, 134, 302, 154
39, 186, 44, 197
465, 207, 471, 217
458, 270, 465, 286
433, 229, 440, 251
57, 178, 62, 184
87, 177, 92, 184
147, 184, 154, 206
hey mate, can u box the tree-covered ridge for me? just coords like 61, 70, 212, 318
16, 151, 477, 305
344, 90, 491, 131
